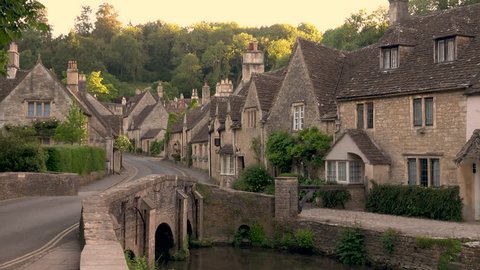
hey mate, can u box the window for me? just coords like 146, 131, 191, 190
292, 104, 304, 131
221, 154, 234, 175
382, 46, 399, 69
246, 109, 256, 128
325, 160, 364, 184
406, 157, 440, 187
436, 37, 455, 62
357, 102, 374, 129
27, 101, 51, 117
412, 97, 434, 127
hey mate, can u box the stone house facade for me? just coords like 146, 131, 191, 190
324, 1, 480, 221
0, 44, 122, 172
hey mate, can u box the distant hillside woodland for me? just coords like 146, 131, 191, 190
12, 0, 480, 101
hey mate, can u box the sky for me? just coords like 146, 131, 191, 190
40, 0, 388, 37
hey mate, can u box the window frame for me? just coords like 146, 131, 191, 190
325, 160, 364, 184
412, 97, 435, 128
381, 46, 399, 69
245, 108, 257, 128
356, 102, 374, 129
26, 100, 51, 118
435, 37, 456, 63
406, 157, 440, 187
292, 103, 305, 131
220, 154, 235, 176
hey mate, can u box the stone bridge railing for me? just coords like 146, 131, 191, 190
80, 174, 200, 269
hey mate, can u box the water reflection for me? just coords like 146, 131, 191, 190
162, 246, 371, 270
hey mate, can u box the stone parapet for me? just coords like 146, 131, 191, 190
275, 177, 299, 220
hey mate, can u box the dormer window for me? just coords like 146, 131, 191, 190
436, 37, 455, 62
381, 46, 399, 69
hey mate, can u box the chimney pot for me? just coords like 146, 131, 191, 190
7, 42, 19, 79
66, 60, 79, 92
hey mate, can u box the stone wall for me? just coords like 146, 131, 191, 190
338, 90, 467, 185
281, 220, 480, 270
0, 172, 79, 200
196, 183, 275, 243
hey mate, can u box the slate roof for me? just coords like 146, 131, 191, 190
330, 129, 391, 165
131, 104, 155, 130
190, 122, 209, 143
210, 97, 229, 122
76, 90, 121, 136
142, 128, 163, 140
229, 96, 246, 126
124, 91, 149, 116
219, 144, 234, 155
337, 3, 480, 100
0, 70, 29, 103
455, 129, 480, 165
252, 68, 286, 120
298, 38, 345, 119
170, 103, 211, 133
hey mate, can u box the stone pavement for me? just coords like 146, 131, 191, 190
300, 208, 480, 240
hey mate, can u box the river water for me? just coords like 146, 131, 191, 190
162, 246, 371, 270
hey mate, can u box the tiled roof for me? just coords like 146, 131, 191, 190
219, 144, 233, 155
210, 97, 229, 122
298, 38, 345, 119
124, 91, 149, 116
0, 70, 29, 102
229, 96, 245, 124
253, 68, 286, 120
142, 128, 163, 140
455, 129, 480, 164
131, 104, 155, 130
76, 91, 121, 136
190, 122, 209, 143
337, 3, 480, 100
333, 129, 391, 165
170, 103, 210, 133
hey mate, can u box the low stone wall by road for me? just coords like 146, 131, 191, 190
0, 172, 79, 200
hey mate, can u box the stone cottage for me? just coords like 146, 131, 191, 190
0, 44, 121, 172
324, 0, 480, 221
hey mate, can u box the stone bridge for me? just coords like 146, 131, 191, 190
80, 174, 204, 268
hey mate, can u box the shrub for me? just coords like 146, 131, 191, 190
149, 140, 164, 156
381, 228, 396, 254
249, 222, 266, 247
416, 237, 462, 270
240, 165, 274, 192
320, 190, 352, 209
336, 228, 366, 265
294, 229, 315, 253
45, 145, 105, 175
0, 142, 47, 172
366, 183, 463, 221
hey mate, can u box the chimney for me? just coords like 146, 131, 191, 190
389, 0, 409, 25
191, 89, 199, 101
242, 41, 264, 83
202, 82, 211, 105
121, 97, 127, 106
157, 82, 164, 99
7, 42, 19, 79
67, 60, 79, 92
78, 73, 87, 92
135, 88, 141, 95
215, 79, 233, 97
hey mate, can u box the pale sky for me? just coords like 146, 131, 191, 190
41, 0, 388, 37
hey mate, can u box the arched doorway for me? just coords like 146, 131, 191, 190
155, 223, 174, 264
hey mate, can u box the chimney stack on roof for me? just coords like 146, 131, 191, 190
202, 82, 211, 105
67, 60, 79, 92
389, 0, 409, 25
242, 41, 264, 83
135, 88, 141, 95
157, 82, 164, 99
191, 89, 199, 101
7, 42, 19, 79
215, 79, 233, 97
121, 97, 127, 106
78, 73, 87, 92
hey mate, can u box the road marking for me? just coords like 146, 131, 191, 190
0, 223, 78, 269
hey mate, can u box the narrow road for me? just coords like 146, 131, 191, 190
0, 154, 209, 270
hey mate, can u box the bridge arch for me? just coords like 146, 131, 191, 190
155, 223, 174, 263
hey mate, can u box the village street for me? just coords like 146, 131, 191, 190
0, 154, 209, 270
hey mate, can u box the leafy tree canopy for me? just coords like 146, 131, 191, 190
54, 102, 88, 144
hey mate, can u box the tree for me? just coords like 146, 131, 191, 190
266, 131, 295, 174
266, 39, 292, 69
54, 102, 88, 144
171, 53, 202, 97
74, 6, 93, 36
92, 3, 122, 42
0, 0, 48, 74
87, 71, 116, 101
322, 7, 388, 51
409, 0, 480, 14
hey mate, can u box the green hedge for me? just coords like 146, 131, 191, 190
366, 183, 463, 221
0, 143, 47, 172
45, 146, 105, 175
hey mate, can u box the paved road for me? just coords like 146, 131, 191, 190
0, 154, 209, 270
